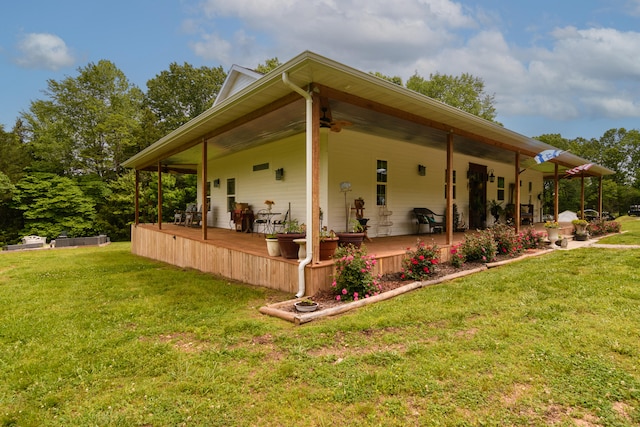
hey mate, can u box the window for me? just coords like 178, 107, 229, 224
497, 176, 505, 201
226, 178, 236, 212
376, 160, 387, 205
445, 169, 456, 199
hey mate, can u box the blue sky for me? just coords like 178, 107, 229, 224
1, 0, 639, 141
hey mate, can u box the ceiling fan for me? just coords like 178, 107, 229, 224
319, 107, 352, 132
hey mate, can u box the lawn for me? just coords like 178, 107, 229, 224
1, 218, 639, 426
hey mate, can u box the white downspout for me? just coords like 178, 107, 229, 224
282, 72, 313, 298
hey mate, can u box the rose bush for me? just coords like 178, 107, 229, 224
331, 244, 380, 301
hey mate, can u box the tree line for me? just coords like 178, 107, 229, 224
1, 58, 638, 246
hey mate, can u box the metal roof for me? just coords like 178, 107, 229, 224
123, 51, 614, 177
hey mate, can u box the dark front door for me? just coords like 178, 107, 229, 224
468, 163, 487, 229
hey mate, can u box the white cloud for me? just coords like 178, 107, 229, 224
15, 33, 75, 71
186, 0, 640, 122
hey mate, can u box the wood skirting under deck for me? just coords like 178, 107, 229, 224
131, 223, 468, 296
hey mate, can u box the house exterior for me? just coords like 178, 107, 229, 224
123, 51, 613, 296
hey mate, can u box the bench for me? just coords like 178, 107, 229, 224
413, 208, 445, 234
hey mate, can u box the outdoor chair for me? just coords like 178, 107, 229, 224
271, 209, 289, 234
413, 208, 445, 234
184, 204, 202, 227
520, 204, 534, 225
253, 209, 270, 235
174, 210, 184, 225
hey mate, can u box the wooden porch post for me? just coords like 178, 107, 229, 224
201, 137, 208, 240
598, 176, 603, 217
554, 163, 559, 221
134, 169, 140, 225
514, 152, 521, 233
445, 132, 454, 245
311, 93, 321, 264
580, 174, 585, 219
157, 162, 162, 229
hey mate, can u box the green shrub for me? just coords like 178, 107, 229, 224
401, 239, 439, 280
491, 224, 523, 257
460, 229, 497, 263
518, 227, 547, 249
331, 244, 380, 301
589, 219, 621, 236
450, 243, 465, 268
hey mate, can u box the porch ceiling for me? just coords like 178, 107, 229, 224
126, 51, 614, 178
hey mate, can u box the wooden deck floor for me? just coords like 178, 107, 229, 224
141, 222, 467, 259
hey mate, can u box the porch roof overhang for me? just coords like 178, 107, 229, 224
123, 50, 614, 178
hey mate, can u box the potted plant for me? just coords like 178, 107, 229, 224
265, 233, 281, 257
572, 219, 589, 241
276, 219, 306, 259
488, 200, 503, 224
319, 227, 339, 260
294, 297, 319, 312
336, 219, 366, 248
544, 220, 560, 243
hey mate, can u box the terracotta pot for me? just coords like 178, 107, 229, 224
336, 232, 365, 248
276, 233, 306, 259
319, 237, 339, 260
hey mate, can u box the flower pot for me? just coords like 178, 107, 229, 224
319, 237, 339, 260
546, 228, 559, 243
336, 232, 365, 248
574, 233, 589, 241
276, 233, 306, 259
294, 301, 319, 312
574, 223, 588, 235
265, 238, 281, 257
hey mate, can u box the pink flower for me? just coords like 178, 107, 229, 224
353, 292, 358, 298
423, 267, 430, 273
335, 295, 341, 301
342, 288, 347, 295
419, 255, 425, 260
331, 280, 337, 287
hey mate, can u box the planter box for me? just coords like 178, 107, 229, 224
276, 233, 305, 259
319, 238, 339, 260
54, 235, 109, 248
336, 232, 365, 248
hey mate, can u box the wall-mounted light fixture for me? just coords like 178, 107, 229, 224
213, 178, 220, 188
275, 168, 284, 181
488, 169, 495, 183
417, 164, 426, 176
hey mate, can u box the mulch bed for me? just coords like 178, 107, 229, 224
279, 260, 488, 314
275, 248, 551, 315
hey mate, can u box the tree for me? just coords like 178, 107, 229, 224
406, 72, 498, 122
145, 62, 226, 135
254, 57, 281, 74
22, 60, 144, 179
370, 71, 403, 86
0, 171, 22, 245
13, 173, 96, 240
0, 123, 29, 182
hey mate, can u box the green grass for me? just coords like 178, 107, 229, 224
1, 220, 639, 426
